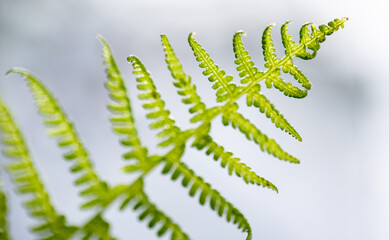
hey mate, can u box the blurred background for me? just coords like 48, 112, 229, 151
0, 0, 388, 239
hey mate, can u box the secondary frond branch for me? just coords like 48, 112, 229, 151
161, 156, 253, 239
192, 134, 277, 191
119, 180, 190, 240
233, 31, 263, 86
246, 85, 301, 141
222, 110, 299, 163
0, 99, 77, 239
6, 69, 110, 208
99, 35, 149, 173
128, 56, 182, 148
161, 34, 206, 116
188, 33, 238, 103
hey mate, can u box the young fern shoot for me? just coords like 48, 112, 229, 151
0, 17, 347, 240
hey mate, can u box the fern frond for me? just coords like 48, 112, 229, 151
161, 34, 206, 115
161, 159, 252, 240
0, 99, 77, 239
128, 56, 182, 147
246, 85, 301, 141
0, 173, 10, 240
188, 33, 239, 103
192, 134, 277, 191
98, 35, 149, 173
119, 180, 190, 240
222, 109, 299, 163
6, 68, 109, 207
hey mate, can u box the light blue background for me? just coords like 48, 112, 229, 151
0, 0, 388, 239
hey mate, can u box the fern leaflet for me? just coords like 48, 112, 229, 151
189, 33, 239, 103
119, 179, 190, 240
6, 69, 120, 239
161, 34, 206, 115
161, 157, 252, 240
99, 35, 150, 173
128, 56, 183, 148
222, 110, 299, 163
6, 68, 110, 208
233, 31, 263, 86
0, 99, 77, 239
192, 134, 277, 191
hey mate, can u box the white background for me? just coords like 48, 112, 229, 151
1, 0, 388, 239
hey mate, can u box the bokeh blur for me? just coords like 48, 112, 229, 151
0, 0, 388, 239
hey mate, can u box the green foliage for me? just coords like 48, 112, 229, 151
0, 18, 346, 239
0, 172, 10, 240
0, 100, 77, 239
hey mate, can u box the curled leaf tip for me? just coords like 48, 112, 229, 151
127, 55, 136, 62
189, 32, 196, 38
97, 34, 105, 41
5, 67, 29, 76
236, 30, 246, 36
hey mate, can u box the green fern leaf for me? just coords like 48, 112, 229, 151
246, 85, 301, 141
119, 180, 190, 240
261, 24, 308, 98
161, 159, 252, 240
281, 22, 312, 90
188, 33, 238, 103
134, 191, 190, 240
161, 34, 222, 130
6, 69, 111, 209
280, 21, 300, 56
0, 99, 77, 239
128, 56, 182, 147
192, 134, 277, 191
0, 18, 346, 240
98, 35, 149, 173
161, 34, 206, 115
0, 173, 10, 240
233, 31, 263, 86
262, 24, 281, 70
222, 110, 299, 163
